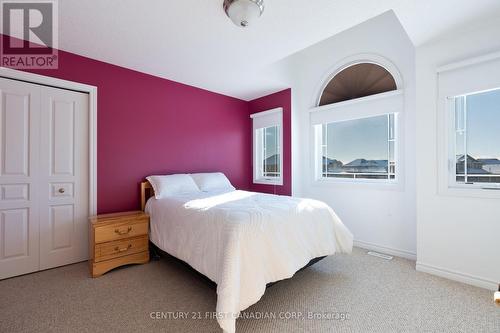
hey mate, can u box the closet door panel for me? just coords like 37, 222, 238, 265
1, 209, 28, 258
2, 94, 29, 175
0, 78, 40, 280
51, 100, 75, 176
39, 87, 89, 270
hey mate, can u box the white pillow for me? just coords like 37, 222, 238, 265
190, 173, 235, 192
147, 174, 200, 199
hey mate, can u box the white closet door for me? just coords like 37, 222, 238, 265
0, 78, 41, 279
39, 87, 89, 270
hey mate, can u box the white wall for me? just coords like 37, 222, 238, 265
267, 9, 500, 290
274, 12, 417, 259
415, 18, 500, 290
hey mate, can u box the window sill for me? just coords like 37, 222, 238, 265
311, 177, 403, 191
253, 178, 283, 186
439, 185, 500, 199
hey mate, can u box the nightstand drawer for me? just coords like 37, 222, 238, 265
94, 236, 148, 262
94, 220, 148, 244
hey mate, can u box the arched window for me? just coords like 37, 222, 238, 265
311, 60, 403, 183
319, 63, 397, 106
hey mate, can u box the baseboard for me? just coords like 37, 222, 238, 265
416, 262, 498, 291
354, 240, 416, 260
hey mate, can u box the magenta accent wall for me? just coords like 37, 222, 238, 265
1, 34, 292, 211
248, 89, 292, 196
1, 35, 252, 213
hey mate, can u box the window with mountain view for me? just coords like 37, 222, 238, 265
319, 114, 396, 180
312, 61, 401, 183
252, 108, 283, 185
259, 125, 280, 178
452, 88, 500, 186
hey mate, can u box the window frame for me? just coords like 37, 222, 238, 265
437, 51, 500, 199
446, 88, 500, 190
310, 90, 404, 186
251, 108, 283, 186
315, 113, 398, 182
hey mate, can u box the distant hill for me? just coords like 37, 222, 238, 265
265, 154, 279, 165
342, 158, 388, 173
322, 156, 343, 172
264, 154, 279, 172
344, 159, 387, 168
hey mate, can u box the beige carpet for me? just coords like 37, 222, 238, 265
1, 247, 498, 333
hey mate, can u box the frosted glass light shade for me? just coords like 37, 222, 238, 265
224, 0, 264, 27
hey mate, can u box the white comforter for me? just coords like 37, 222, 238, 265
146, 190, 353, 333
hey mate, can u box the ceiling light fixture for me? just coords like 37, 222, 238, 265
223, 0, 264, 28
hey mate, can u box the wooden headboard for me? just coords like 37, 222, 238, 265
140, 180, 154, 211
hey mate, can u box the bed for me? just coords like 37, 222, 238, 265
141, 174, 353, 333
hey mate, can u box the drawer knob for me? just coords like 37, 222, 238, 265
114, 226, 132, 235
114, 244, 132, 253
58, 188, 65, 194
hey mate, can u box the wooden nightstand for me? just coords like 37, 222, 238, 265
89, 211, 150, 277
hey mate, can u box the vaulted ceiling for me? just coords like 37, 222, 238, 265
58, 0, 500, 100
